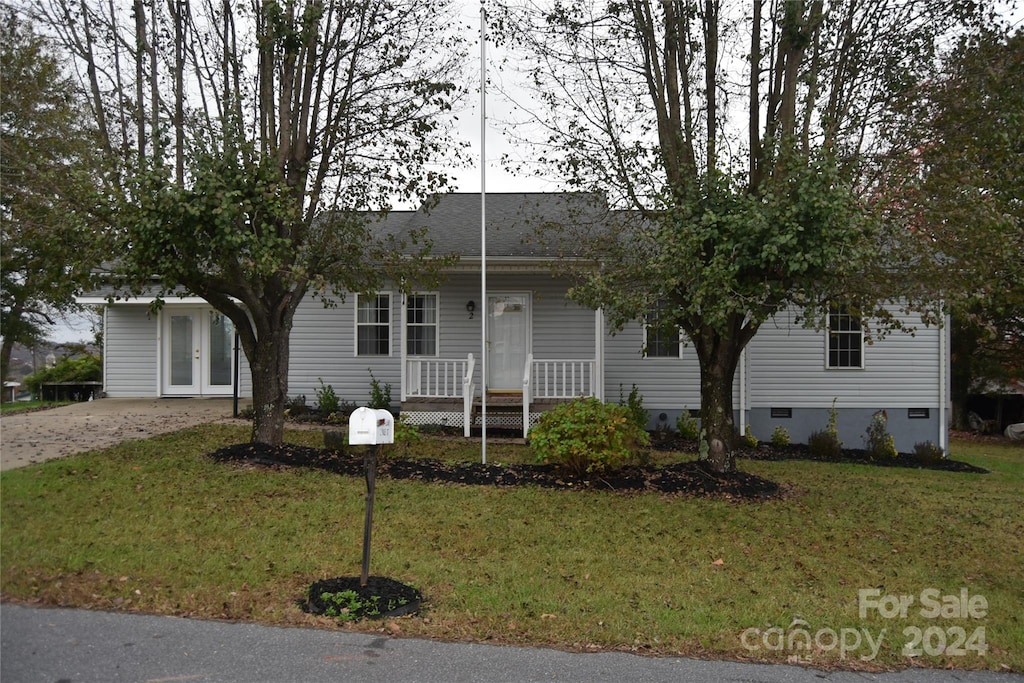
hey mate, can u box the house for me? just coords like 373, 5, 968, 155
79, 193, 949, 453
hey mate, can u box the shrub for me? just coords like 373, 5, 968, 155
316, 379, 341, 416
389, 419, 423, 458
770, 425, 791, 446
619, 384, 649, 432
368, 371, 392, 409
809, 398, 843, 458
913, 441, 945, 462
676, 408, 699, 440
284, 394, 308, 416
743, 424, 759, 447
808, 429, 842, 458
864, 410, 898, 460
530, 397, 650, 476
23, 354, 102, 397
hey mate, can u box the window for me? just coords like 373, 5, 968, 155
406, 293, 437, 356
827, 307, 863, 368
356, 293, 391, 356
644, 301, 682, 358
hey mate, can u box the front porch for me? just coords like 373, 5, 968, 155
400, 354, 603, 438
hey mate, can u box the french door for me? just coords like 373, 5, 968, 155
162, 308, 235, 396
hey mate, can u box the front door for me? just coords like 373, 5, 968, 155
487, 293, 530, 390
162, 308, 235, 396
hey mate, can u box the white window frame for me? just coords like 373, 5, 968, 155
826, 307, 865, 369
405, 292, 439, 357
355, 292, 392, 357
643, 302, 683, 359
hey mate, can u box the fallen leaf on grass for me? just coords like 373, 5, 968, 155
711, 558, 724, 566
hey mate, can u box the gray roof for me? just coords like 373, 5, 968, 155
383, 192, 611, 259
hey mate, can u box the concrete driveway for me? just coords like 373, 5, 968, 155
0, 398, 248, 471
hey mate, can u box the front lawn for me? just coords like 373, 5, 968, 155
1, 426, 1020, 671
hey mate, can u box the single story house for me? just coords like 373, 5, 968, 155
79, 193, 950, 453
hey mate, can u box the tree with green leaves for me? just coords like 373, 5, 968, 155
887, 26, 1023, 428
0, 11, 100, 385
495, 0, 981, 472
34, 0, 466, 444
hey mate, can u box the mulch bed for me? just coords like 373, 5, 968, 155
303, 576, 422, 620
209, 442, 782, 499
650, 437, 989, 473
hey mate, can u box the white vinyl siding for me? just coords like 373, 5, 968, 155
104, 306, 159, 397
748, 306, 940, 409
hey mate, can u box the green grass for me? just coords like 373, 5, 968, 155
1, 426, 1021, 671
0, 400, 73, 414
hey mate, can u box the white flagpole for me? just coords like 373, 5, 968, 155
480, 0, 488, 465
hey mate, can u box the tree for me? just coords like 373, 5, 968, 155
34, 0, 466, 444
888, 26, 1024, 427
495, 0, 980, 472
0, 11, 100, 384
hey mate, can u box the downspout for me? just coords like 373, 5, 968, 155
738, 347, 747, 437
940, 313, 949, 454
595, 308, 604, 401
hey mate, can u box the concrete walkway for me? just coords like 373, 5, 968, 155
0, 397, 246, 470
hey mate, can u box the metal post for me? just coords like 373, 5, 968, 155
360, 444, 378, 587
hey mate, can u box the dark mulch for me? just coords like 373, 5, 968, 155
209, 442, 782, 500
303, 576, 422, 620
651, 436, 989, 473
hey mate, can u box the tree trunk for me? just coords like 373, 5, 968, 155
247, 322, 292, 446
693, 327, 747, 474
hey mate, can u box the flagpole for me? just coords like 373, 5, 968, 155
480, 0, 488, 465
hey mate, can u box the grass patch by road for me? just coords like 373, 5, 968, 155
0, 400, 73, 414
1, 425, 1021, 671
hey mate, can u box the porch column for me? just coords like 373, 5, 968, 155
399, 293, 407, 402
595, 307, 605, 401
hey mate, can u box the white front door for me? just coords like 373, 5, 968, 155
487, 293, 531, 390
162, 308, 235, 396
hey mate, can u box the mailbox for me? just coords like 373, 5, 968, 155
348, 407, 394, 445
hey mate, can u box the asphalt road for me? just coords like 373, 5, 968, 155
3, 604, 1022, 683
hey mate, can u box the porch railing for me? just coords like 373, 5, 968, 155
522, 354, 598, 438
405, 356, 471, 399
404, 354, 476, 437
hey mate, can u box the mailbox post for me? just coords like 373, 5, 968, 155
348, 408, 394, 587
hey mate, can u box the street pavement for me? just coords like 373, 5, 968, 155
2, 400, 1021, 682
2, 604, 1021, 683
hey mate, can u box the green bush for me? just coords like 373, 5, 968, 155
368, 371, 392, 409
809, 398, 843, 458
316, 379, 341, 416
23, 355, 101, 397
913, 441, 945, 462
619, 384, 649, 432
770, 425, 790, 446
742, 424, 759, 447
864, 410, 897, 460
529, 397, 650, 476
808, 429, 842, 458
676, 408, 699, 439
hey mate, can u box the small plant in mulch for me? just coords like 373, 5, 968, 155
303, 576, 422, 621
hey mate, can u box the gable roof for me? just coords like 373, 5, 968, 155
381, 192, 611, 259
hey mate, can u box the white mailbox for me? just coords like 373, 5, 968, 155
348, 407, 394, 445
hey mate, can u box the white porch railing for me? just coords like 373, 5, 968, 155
405, 356, 472, 399
404, 354, 477, 437
522, 354, 598, 438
